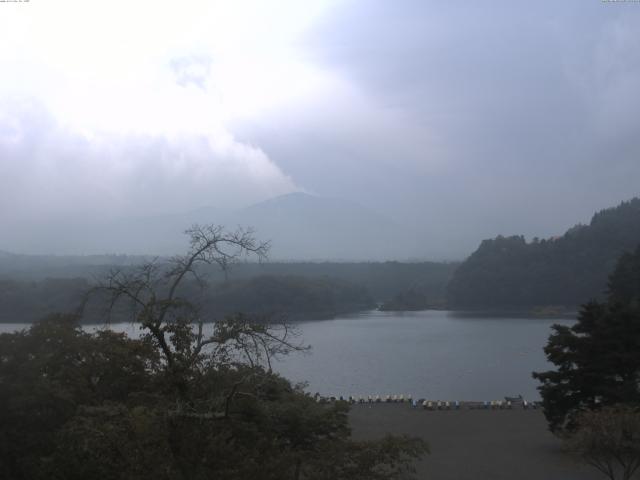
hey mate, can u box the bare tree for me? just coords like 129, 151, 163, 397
565, 406, 640, 480
88, 224, 306, 402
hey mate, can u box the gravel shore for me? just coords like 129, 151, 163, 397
349, 403, 603, 480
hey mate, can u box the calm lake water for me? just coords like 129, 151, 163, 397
0, 310, 573, 401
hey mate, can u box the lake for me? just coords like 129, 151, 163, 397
0, 310, 573, 401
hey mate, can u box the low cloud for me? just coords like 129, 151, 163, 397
0, 99, 296, 225
2, 1, 640, 259
236, 0, 640, 257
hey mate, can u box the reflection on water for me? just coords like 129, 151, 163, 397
0, 310, 574, 401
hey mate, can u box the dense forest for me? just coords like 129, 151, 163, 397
0, 259, 456, 323
205, 275, 374, 321
0, 275, 373, 324
447, 198, 640, 309
217, 261, 458, 303
379, 289, 445, 311
0, 255, 457, 301
0, 278, 90, 323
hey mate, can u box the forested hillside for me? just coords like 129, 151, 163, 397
447, 198, 640, 309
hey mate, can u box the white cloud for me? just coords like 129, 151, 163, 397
0, 0, 338, 226
0, 99, 297, 221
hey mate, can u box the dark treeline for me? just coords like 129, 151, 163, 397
379, 289, 445, 311
0, 278, 90, 323
205, 275, 374, 321
0, 275, 373, 324
216, 261, 457, 303
0, 255, 457, 301
447, 198, 640, 309
0, 259, 456, 323
0, 251, 145, 280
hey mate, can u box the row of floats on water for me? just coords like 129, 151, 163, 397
315, 394, 541, 410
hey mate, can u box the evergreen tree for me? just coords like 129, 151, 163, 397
533, 245, 640, 432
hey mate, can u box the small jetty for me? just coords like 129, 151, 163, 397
313, 393, 541, 410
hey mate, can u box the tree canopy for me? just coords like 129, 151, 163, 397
533, 244, 640, 432
205, 274, 374, 321
0, 225, 428, 479
448, 198, 640, 309
0, 258, 457, 323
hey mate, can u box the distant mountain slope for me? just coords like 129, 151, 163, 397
229, 192, 423, 260
447, 198, 640, 309
1, 193, 424, 260
0, 208, 226, 256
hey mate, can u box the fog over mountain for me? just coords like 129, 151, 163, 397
1, 1, 640, 259
231, 192, 424, 260
1, 192, 425, 260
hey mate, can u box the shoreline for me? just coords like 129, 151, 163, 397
316, 396, 541, 409
377, 307, 578, 319
0, 306, 579, 325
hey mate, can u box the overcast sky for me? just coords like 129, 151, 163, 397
1, 0, 639, 258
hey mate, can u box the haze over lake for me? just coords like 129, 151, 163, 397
1, 310, 571, 401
